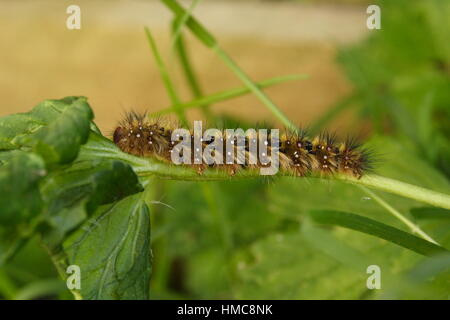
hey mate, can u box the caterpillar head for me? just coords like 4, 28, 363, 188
113, 126, 126, 145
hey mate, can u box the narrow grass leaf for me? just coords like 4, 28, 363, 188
160, 0, 216, 48
161, 0, 297, 130
171, 0, 203, 49
172, 19, 211, 118
410, 207, 450, 220
309, 209, 448, 256
154, 74, 308, 116
144, 26, 188, 125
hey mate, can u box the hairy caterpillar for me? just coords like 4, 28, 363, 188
112, 112, 373, 178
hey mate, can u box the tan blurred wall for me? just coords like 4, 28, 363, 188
0, 0, 368, 132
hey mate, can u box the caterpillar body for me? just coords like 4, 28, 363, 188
113, 112, 373, 178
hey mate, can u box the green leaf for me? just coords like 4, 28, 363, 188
0, 151, 46, 265
63, 193, 151, 300
0, 151, 46, 224
235, 232, 367, 299
0, 96, 93, 165
40, 159, 143, 248
309, 210, 448, 257
0, 230, 29, 266
410, 207, 450, 220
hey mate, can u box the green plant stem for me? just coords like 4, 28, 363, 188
340, 174, 450, 210
42, 244, 82, 300
82, 138, 450, 210
359, 186, 438, 244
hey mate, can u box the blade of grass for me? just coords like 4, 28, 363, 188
144, 26, 188, 126
160, 0, 216, 48
160, 0, 298, 131
152, 74, 308, 117
172, 18, 212, 118
359, 186, 438, 244
171, 0, 203, 49
308, 209, 448, 257
213, 49, 296, 130
410, 207, 450, 220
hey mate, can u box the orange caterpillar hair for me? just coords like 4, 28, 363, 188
113, 112, 373, 178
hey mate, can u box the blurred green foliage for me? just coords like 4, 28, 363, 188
337, 0, 450, 177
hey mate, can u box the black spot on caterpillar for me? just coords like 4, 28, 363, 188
112, 111, 374, 178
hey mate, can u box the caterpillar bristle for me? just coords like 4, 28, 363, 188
112, 111, 374, 179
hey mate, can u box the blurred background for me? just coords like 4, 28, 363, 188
0, 0, 370, 131
0, 0, 449, 299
